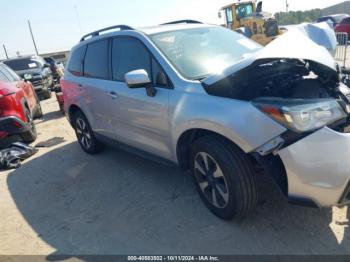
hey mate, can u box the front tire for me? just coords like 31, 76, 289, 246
190, 135, 258, 220
21, 107, 37, 143
73, 111, 104, 154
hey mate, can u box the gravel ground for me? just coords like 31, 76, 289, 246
0, 95, 350, 256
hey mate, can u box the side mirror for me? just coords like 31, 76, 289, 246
23, 73, 33, 81
218, 11, 222, 19
43, 63, 50, 68
125, 69, 157, 97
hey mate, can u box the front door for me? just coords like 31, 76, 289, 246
108, 36, 172, 159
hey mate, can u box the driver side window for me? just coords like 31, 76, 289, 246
112, 37, 170, 88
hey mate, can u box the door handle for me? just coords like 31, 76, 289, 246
108, 91, 118, 99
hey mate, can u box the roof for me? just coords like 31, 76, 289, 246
139, 23, 216, 35
77, 21, 218, 44
3, 55, 41, 62
319, 14, 349, 18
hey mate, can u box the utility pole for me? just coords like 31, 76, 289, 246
27, 20, 39, 55
3, 44, 8, 59
286, 0, 289, 12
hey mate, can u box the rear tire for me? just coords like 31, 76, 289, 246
190, 135, 258, 220
43, 88, 51, 99
73, 111, 104, 154
33, 93, 43, 119
21, 107, 37, 143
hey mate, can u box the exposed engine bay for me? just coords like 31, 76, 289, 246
203, 59, 345, 100
202, 58, 350, 132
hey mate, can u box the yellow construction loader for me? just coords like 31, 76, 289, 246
219, 1, 280, 46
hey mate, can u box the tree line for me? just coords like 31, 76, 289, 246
274, 1, 350, 25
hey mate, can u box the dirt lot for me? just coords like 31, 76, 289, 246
1, 95, 350, 256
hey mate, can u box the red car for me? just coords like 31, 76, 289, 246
335, 17, 350, 36
0, 62, 42, 143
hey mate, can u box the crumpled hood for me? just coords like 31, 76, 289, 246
203, 23, 337, 86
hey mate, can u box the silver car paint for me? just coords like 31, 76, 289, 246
278, 127, 350, 207
63, 24, 349, 207
204, 24, 337, 86
64, 28, 286, 161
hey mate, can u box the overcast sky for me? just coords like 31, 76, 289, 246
0, 0, 347, 59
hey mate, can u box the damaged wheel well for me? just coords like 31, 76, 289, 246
176, 129, 233, 170
176, 128, 289, 196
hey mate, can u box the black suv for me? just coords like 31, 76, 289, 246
4, 55, 53, 100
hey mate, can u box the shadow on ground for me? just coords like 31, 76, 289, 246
6, 142, 350, 255
35, 109, 64, 125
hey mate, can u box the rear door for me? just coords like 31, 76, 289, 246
108, 36, 172, 159
79, 39, 116, 138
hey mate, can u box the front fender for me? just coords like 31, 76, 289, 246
170, 92, 287, 159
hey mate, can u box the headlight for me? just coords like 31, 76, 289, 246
253, 98, 347, 133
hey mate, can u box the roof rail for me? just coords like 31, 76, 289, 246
80, 25, 134, 42
161, 20, 203, 25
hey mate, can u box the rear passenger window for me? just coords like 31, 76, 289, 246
112, 37, 151, 81
84, 40, 109, 79
68, 45, 87, 76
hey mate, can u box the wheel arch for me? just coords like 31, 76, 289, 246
175, 127, 289, 198
67, 104, 83, 125
19, 97, 30, 121
175, 128, 247, 171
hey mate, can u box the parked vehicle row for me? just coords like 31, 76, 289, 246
44, 56, 65, 85
3, 55, 53, 100
0, 62, 42, 143
62, 21, 350, 220
317, 14, 350, 37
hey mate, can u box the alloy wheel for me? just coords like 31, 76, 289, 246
194, 152, 229, 209
76, 118, 92, 149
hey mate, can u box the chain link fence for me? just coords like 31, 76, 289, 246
335, 32, 348, 68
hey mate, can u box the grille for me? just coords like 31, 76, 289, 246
31, 78, 43, 86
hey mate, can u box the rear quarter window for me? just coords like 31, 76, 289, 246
68, 45, 87, 76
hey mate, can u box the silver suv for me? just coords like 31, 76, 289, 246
62, 21, 350, 220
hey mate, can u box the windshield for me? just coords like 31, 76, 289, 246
150, 27, 262, 80
4, 58, 42, 71
236, 4, 253, 20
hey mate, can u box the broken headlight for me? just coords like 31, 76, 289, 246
253, 98, 347, 133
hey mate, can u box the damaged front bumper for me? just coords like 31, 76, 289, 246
278, 126, 350, 207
